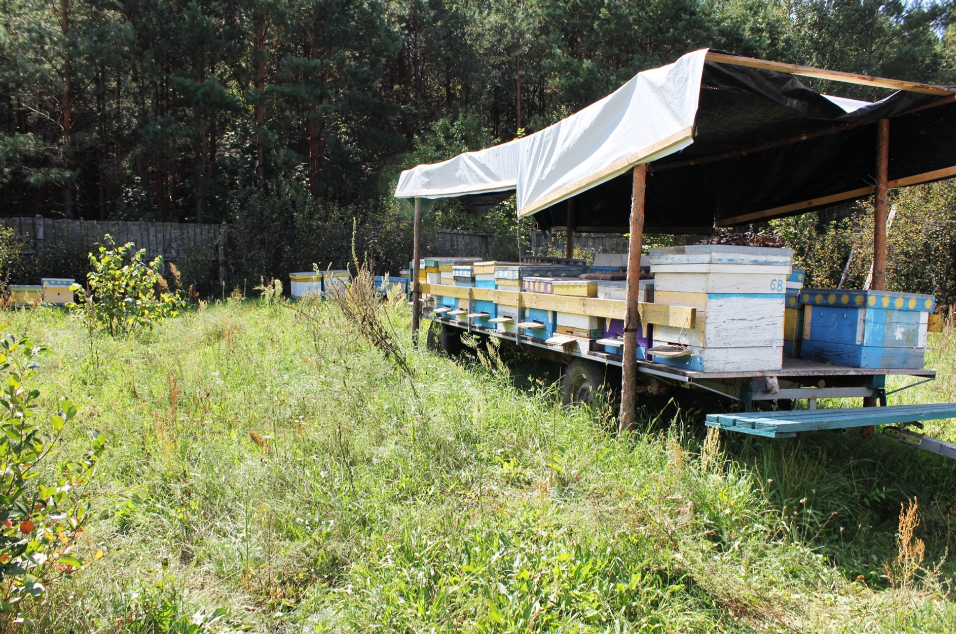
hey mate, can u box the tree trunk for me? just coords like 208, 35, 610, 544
58, 0, 74, 218
196, 115, 206, 223
254, 14, 267, 187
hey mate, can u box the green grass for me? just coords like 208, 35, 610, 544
5, 298, 956, 632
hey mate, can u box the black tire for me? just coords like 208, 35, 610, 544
439, 324, 463, 356
561, 358, 617, 407
425, 321, 441, 352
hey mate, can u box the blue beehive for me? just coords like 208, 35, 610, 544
521, 307, 555, 340
800, 289, 935, 369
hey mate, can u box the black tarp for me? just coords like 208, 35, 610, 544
531, 60, 956, 234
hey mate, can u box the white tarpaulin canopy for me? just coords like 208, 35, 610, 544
394, 49, 709, 218
395, 48, 956, 230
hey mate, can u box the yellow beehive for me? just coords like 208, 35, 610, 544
551, 280, 597, 297
41, 278, 75, 305
10, 285, 43, 307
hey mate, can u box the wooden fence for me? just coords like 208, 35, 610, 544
0, 216, 224, 263
1, 217, 636, 294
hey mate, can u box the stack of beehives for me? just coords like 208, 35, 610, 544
647, 245, 792, 372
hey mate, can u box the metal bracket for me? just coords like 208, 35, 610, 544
884, 426, 956, 461
885, 377, 935, 397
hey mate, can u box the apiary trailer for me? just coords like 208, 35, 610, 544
396, 48, 956, 445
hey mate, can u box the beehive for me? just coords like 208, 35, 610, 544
598, 319, 651, 359
41, 278, 75, 305
322, 270, 350, 295
551, 280, 597, 297
648, 245, 792, 372
800, 289, 934, 369
289, 272, 323, 298
783, 291, 803, 357
593, 280, 653, 302
10, 285, 43, 307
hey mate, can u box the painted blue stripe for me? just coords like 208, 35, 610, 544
702, 293, 787, 300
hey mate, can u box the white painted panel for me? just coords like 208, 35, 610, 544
653, 272, 786, 294
651, 342, 783, 372
593, 254, 627, 267
646, 245, 793, 267
291, 281, 323, 298
555, 312, 603, 329
649, 263, 791, 274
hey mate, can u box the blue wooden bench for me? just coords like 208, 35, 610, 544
705, 404, 956, 439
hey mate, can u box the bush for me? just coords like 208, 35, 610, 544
73, 235, 184, 336
0, 333, 106, 620
0, 227, 25, 295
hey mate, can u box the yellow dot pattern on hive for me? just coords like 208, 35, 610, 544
798, 291, 936, 312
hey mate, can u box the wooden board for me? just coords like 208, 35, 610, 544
555, 325, 604, 338
650, 263, 790, 274
801, 340, 926, 370
551, 280, 597, 297
473, 300, 497, 317
495, 265, 587, 280
555, 311, 604, 330
704, 51, 955, 96
800, 289, 935, 313
651, 341, 783, 373
803, 306, 928, 349
636, 355, 935, 380
652, 291, 785, 348
419, 283, 695, 329
646, 245, 793, 267
706, 404, 956, 439
654, 272, 786, 294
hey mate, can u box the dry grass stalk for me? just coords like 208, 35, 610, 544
328, 264, 415, 384
700, 426, 722, 473
885, 496, 926, 589
248, 431, 270, 453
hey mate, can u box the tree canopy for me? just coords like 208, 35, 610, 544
1, 0, 954, 224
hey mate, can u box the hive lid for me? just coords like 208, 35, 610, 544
647, 245, 793, 267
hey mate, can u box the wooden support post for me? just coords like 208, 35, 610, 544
620, 164, 647, 431
565, 198, 575, 259
872, 119, 890, 291
218, 222, 227, 288
411, 197, 422, 338
863, 119, 890, 436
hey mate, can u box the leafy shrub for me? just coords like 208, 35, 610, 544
73, 235, 184, 336
0, 227, 25, 295
0, 333, 107, 619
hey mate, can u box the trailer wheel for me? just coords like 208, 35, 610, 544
562, 358, 616, 407
440, 324, 463, 355
425, 321, 441, 351
427, 322, 463, 356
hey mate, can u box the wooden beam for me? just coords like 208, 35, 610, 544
621, 164, 647, 432
420, 282, 694, 328
411, 198, 422, 337
872, 119, 890, 291
565, 198, 575, 259
716, 161, 956, 227
706, 52, 955, 96
889, 164, 956, 188
716, 187, 874, 227
653, 120, 869, 173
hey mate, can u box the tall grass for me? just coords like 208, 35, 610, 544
4, 300, 955, 632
